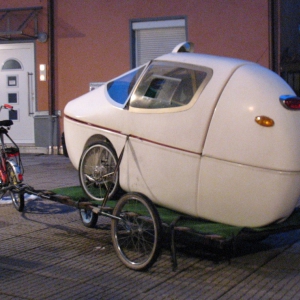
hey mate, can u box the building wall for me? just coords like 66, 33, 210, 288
0, 0, 270, 138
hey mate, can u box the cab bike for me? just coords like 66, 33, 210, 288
0, 104, 24, 211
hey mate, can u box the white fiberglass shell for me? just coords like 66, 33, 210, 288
203, 63, 300, 171
64, 52, 300, 227
197, 63, 300, 226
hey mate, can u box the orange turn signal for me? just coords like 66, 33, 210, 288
255, 116, 274, 127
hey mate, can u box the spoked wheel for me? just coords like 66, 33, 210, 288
6, 163, 24, 212
111, 193, 162, 271
79, 208, 98, 228
79, 142, 119, 202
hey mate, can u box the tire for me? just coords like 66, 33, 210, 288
79, 208, 98, 228
79, 142, 119, 202
111, 193, 162, 271
61, 132, 69, 157
6, 163, 24, 212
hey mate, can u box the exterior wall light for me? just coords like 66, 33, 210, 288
39, 64, 47, 81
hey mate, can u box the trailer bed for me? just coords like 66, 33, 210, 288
46, 186, 300, 269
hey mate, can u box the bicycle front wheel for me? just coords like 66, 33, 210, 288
6, 163, 24, 212
79, 142, 119, 201
111, 193, 162, 271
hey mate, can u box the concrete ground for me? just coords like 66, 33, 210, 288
0, 154, 300, 299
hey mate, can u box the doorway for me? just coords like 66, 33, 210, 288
0, 42, 35, 144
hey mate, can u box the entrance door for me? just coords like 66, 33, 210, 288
0, 43, 35, 144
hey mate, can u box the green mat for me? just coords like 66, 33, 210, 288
51, 186, 300, 240
52, 185, 117, 207
52, 186, 86, 202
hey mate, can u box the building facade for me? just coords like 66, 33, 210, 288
0, 0, 297, 153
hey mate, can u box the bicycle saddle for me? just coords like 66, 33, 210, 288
0, 120, 13, 127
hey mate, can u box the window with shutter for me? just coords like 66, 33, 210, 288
131, 18, 187, 67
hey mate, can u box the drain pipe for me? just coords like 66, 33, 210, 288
48, 0, 55, 154
269, 0, 281, 74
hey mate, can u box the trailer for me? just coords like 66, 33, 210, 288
8, 182, 300, 271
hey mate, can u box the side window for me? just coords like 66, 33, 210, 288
130, 62, 208, 109
107, 65, 145, 106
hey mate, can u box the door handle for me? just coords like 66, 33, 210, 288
27, 72, 34, 115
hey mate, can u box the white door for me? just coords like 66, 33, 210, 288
0, 43, 35, 144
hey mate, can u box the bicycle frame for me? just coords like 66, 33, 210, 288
0, 105, 23, 186
0, 137, 7, 184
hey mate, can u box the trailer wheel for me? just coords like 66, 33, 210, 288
79, 142, 119, 202
111, 193, 162, 271
79, 208, 98, 228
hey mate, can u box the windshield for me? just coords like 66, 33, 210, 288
130, 61, 209, 109
107, 65, 145, 106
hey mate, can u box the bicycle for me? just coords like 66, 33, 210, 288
0, 104, 24, 211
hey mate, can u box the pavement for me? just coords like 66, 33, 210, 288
1, 153, 300, 299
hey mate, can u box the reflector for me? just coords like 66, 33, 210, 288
280, 95, 300, 110
255, 116, 274, 127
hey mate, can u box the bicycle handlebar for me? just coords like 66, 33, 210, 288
0, 104, 13, 111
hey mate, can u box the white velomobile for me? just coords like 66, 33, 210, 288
64, 42, 300, 228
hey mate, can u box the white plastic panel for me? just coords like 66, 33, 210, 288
197, 157, 300, 227
121, 137, 200, 216
203, 64, 300, 171
64, 117, 127, 170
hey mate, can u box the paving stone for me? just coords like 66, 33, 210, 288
0, 154, 300, 299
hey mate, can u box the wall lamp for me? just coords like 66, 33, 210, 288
39, 64, 47, 81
